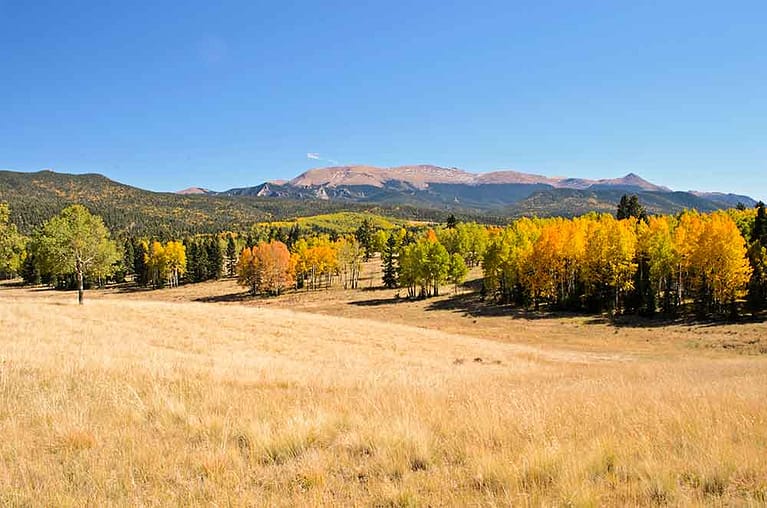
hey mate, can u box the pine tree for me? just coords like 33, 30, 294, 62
226, 235, 237, 277
287, 224, 301, 249
195, 239, 209, 281
123, 238, 135, 277
133, 239, 149, 286
752, 202, 767, 245
382, 232, 399, 288
20, 247, 41, 285
355, 217, 374, 261
617, 194, 647, 221
185, 240, 198, 282
206, 237, 223, 279
747, 202, 767, 310
446, 214, 458, 229
747, 243, 767, 311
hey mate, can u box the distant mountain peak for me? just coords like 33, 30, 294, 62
290, 164, 475, 189
288, 164, 669, 192
589, 173, 670, 192
176, 187, 211, 195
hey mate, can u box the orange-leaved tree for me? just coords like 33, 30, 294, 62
237, 240, 295, 296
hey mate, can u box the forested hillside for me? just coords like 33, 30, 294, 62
505, 188, 726, 217
0, 169, 756, 237
0, 170, 481, 236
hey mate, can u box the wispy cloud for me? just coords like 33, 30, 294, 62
307, 152, 338, 165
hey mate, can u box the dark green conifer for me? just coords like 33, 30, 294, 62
382, 232, 399, 289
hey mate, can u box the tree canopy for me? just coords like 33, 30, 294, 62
34, 205, 119, 303
0, 203, 26, 276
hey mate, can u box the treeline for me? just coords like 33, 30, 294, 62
235, 218, 388, 295
3, 197, 766, 318
481, 211, 753, 317
370, 205, 764, 318
234, 219, 476, 299
9, 205, 402, 296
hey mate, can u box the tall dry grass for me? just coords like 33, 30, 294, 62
0, 294, 766, 506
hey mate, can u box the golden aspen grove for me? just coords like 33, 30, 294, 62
227, 207, 758, 319
481, 211, 753, 316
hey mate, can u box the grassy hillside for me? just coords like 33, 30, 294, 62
1, 286, 766, 505
258, 212, 410, 235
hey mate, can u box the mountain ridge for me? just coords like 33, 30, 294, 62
0, 169, 461, 235
207, 164, 754, 214
282, 165, 671, 193
0, 168, 757, 237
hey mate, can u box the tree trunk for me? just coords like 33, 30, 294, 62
77, 267, 84, 305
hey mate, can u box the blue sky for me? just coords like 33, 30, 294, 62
1, 1, 765, 198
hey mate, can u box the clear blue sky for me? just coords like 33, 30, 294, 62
1, 1, 765, 198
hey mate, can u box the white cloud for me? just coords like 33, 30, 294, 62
307, 152, 339, 165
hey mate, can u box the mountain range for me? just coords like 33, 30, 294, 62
203, 164, 756, 215
285, 165, 671, 191
0, 166, 757, 236
0, 169, 468, 236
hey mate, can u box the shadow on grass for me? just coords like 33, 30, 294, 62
194, 291, 254, 303
360, 286, 392, 292
112, 284, 157, 294
0, 279, 25, 290
425, 291, 567, 320
593, 308, 767, 328
348, 296, 407, 307
422, 289, 767, 328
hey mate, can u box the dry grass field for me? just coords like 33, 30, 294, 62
1, 277, 767, 506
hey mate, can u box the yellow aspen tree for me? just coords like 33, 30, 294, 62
336, 236, 364, 289
482, 218, 539, 305
673, 211, 705, 304
637, 215, 678, 312
691, 212, 751, 313
561, 217, 587, 305
164, 240, 186, 288
531, 219, 567, 304
582, 215, 637, 311
145, 240, 168, 288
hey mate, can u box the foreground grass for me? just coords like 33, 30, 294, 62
1, 294, 766, 506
